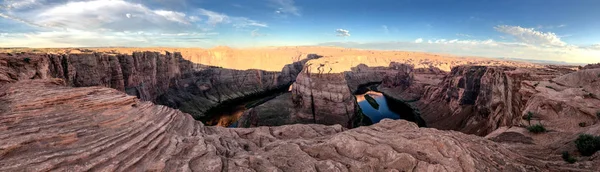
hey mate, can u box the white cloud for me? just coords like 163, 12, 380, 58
197, 9, 267, 28
0, 0, 267, 47
456, 33, 472, 37
336, 29, 350, 37
198, 8, 229, 25
154, 10, 189, 24
251, 29, 265, 37
414, 38, 423, 43
232, 17, 268, 28
21, 0, 193, 32
188, 16, 201, 22
428, 39, 496, 45
494, 25, 566, 47
382, 25, 389, 34
269, 0, 300, 16
318, 40, 600, 64
0, 30, 218, 47
4, 0, 40, 9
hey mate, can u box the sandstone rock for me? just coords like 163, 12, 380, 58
415, 66, 529, 136
1, 52, 184, 101
0, 79, 562, 171
1, 52, 315, 122
291, 67, 356, 127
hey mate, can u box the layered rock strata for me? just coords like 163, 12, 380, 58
0, 52, 316, 121
290, 58, 422, 128
0, 79, 566, 171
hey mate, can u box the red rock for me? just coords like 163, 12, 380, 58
0, 79, 560, 171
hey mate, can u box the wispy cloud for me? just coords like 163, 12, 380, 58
3, 0, 41, 9
197, 8, 267, 28
336, 29, 350, 37
456, 33, 472, 37
382, 25, 389, 34
495, 25, 566, 47
269, 0, 300, 16
198, 8, 230, 25
536, 24, 567, 29
318, 39, 599, 64
0, 0, 266, 47
414, 38, 423, 43
251, 29, 266, 37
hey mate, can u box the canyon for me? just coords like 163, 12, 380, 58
1, 47, 600, 171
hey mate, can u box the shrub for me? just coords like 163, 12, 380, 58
525, 112, 533, 125
579, 122, 586, 127
23, 57, 31, 63
574, 134, 600, 156
596, 111, 600, 119
546, 86, 554, 89
561, 151, 577, 163
534, 82, 539, 87
527, 124, 546, 133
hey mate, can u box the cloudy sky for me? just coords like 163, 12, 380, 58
1, 0, 599, 63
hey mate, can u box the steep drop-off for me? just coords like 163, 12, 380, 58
0, 52, 317, 122
0, 79, 573, 171
290, 58, 425, 128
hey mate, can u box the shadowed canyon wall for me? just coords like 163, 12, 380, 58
0, 52, 318, 122
2, 49, 600, 170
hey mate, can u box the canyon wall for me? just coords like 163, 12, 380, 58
0, 79, 573, 171
290, 58, 424, 128
383, 65, 600, 136
1, 52, 186, 101
0, 52, 316, 121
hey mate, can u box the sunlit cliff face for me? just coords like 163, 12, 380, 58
355, 91, 383, 102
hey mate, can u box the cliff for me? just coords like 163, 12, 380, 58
1, 52, 185, 101
1, 52, 314, 121
0, 79, 574, 171
289, 57, 424, 128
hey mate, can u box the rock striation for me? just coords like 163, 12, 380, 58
0, 52, 316, 121
1, 52, 186, 101
0, 79, 561, 171
289, 57, 423, 128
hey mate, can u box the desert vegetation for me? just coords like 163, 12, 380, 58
575, 134, 600, 156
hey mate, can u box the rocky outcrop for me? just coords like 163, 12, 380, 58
1, 79, 577, 171
289, 58, 427, 128
519, 68, 600, 132
1, 52, 316, 122
415, 66, 527, 136
291, 68, 356, 127
1, 52, 185, 101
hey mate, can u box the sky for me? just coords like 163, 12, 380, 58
1, 0, 599, 64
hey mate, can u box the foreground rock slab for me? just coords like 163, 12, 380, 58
0, 79, 559, 171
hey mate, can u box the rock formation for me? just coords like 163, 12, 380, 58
289, 57, 425, 128
0, 79, 574, 171
1, 51, 186, 101
2, 48, 600, 171
0, 52, 316, 122
290, 65, 357, 127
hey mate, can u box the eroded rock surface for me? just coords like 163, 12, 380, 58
0, 52, 315, 121
0, 79, 563, 171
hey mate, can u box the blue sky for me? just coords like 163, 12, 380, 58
1, 0, 599, 63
